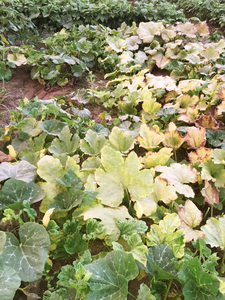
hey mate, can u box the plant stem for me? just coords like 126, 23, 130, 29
203, 207, 210, 220
211, 206, 213, 218
128, 291, 137, 299
174, 150, 177, 162
219, 252, 225, 276
164, 279, 173, 300
170, 290, 183, 300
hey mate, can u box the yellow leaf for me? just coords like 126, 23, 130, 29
163, 122, 184, 150
6, 145, 17, 159
42, 208, 55, 227
38, 77, 46, 85
7, 53, 27, 66
0, 34, 9, 44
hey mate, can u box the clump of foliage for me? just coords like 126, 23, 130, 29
1, 10, 225, 300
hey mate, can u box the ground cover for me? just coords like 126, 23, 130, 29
1, 1, 225, 300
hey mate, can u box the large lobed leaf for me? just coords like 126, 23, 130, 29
0, 223, 50, 282
84, 250, 139, 300
95, 146, 153, 207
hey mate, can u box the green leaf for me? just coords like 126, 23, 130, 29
95, 146, 153, 207
206, 130, 225, 149
58, 264, 91, 298
0, 264, 21, 300
84, 250, 139, 300
0, 161, 36, 183
117, 219, 148, 240
0, 223, 50, 282
19, 118, 43, 137
211, 149, 225, 164
137, 245, 178, 280
201, 215, 225, 250
37, 156, 65, 182
178, 257, 222, 300
107, 127, 135, 153
56, 170, 83, 189
80, 130, 106, 156
0, 179, 45, 210
71, 89, 90, 104
40, 120, 66, 136
79, 204, 133, 245
48, 126, 80, 155
126, 233, 148, 265
48, 188, 84, 211
200, 160, 225, 187
147, 213, 186, 258
0, 232, 6, 255
106, 36, 128, 53
137, 283, 156, 300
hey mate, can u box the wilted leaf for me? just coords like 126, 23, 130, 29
188, 147, 214, 163
177, 200, 204, 242
152, 51, 170, 69
134, 194, 158, 219
176, 79, 205, 94
212, 149, 225, 164
142, 147, 172, 168
201, 215, 225, 250
7, 53, 27, 66
201, 180, 219, 206
137, 123, 164, 150
106, 36, 128, 53
185, 127, 206, 149
161, 29, 177, 42
195, 21, 210, 37
163, 122, 184, 150
178, 107, 199, 124
146, 74, 176, 91
201, 46, 220, 61
175, 22, 197, 38
175, 94, 198, 109
0, 151, 14, 162
195, 114, 219, 130
142, 97, 161, 115
155, 163, 199, 198
137, 22, 164, 43
126, 36, 142, 51
154, 176, 178, 204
